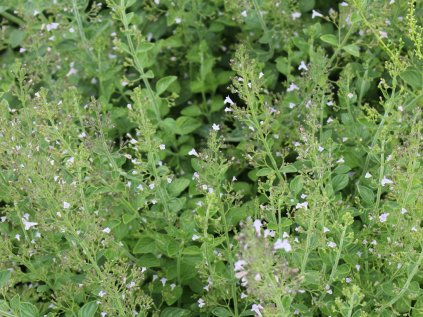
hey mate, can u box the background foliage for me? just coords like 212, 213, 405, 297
0, 0, 422, 316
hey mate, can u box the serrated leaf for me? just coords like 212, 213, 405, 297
211, 307, 233, 317
401, 68, 423, 89
160, 308, 191, 317
133, 236, 157, 254
0, 270, 11, 288
256, 167, 273, 177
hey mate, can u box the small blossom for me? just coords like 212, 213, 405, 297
381, 176, 393, 186
287, 82, 299, 92
241, 10, 247, 17
273, 238, 292, 252
103, 227, 111, 234
98, 290, 106, 297
15, 234, 21, 241
298, 60, 308, 71
175, 17, 182, 24
224, 96, 235, 105
46, 22, 59, 31
379, 213, 389, 223
340, 2, 348, 6
365, 172, 372, 178
192, 234, 200, 241
198, 298, 206, 308
212, 123, 220, 131
291, 12, 301, 20
323, 227, 330, 233
259, 72, 264, 79
296, 201, 308, 210
401, 208, 407, 214
188, 148, 199, 156
160, 277, 167, 286
312, 10, 323, 19
318, 146, 324, 152
327, 241, 337, 248
63, 201, 70, 209
289, 102, 296, 109
159, 144, 165, 150
346, 277, 352, 283
251, 304, 264, 317
253, 219, 262, 236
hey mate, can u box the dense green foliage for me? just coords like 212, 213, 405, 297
0, 0, 422, 316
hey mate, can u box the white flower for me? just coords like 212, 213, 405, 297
137, 184, 144, 191
159, 144, 165, 150
323, 227, 330, 233
253, 219, 262, 236
224, 107, 232, 112
289, 102, 296, 109
175, 17, 182, 24
63, 201, 70, 209
234, 260, 247, 272
381, 176, 393, 186
365, 172, 372, 178
15, 234, 21, 241
192, 234, 200, 241
188, 148, 199, 156
298, 60, 308, 71
160, 277, 167, 286
103, 227, 111, 234
98, 290, 106, 297
346, 277, 352, 283
241, 10, 247, 17
264, 229, 275, 238
224, 96, 235, 105
198, 298, 206, 308
212, 123, 220, 131
355, 264, 361, 271
340, 2, 348, 6
336, 157, 345, 163
251, 304, 264, 317
327, 241, 337, 248
149, 183, 155, 190
259, 72, 264, 79
46, 22, 59, 31
379, 213, 389, 223
287, 82, 299, 92
347, 92, 354, 99
101, 312, 107, 317
312, 10, 323, 19
401, 208, 407, 214
296, 201, 308, 210
291, 12, 301, 20
241, 292, 248, 299
273, 238, 292, 252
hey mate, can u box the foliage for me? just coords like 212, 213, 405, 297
0, 0, 422, 316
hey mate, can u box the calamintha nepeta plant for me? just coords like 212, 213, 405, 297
0, 0, 422, 316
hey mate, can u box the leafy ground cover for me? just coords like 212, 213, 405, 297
0, 0, 422, 316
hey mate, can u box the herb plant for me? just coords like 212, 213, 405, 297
0, 0, 422, 316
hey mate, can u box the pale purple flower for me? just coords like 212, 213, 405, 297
312, 10, 323, 19
379, 213, 389, 223
273, 238, 292, 252
251, 304, 264, 317
253, 219, 262, 236
381, 176, 393, 186
224, 96, 235, 105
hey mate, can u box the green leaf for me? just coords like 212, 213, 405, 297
332, 174, 349, 192
342, 44, 360, 57
280, 164, 297, 173
19, 302, 39, 317
320, 34, 338, 46
137, 42, 155, 53
275, 57, 290, 75
357, 185, 374, 204
163, 285, 183, 306
290, 176, 303, 195
133, 236, 157, 254
212, 307, 233, 317
0, 270, 11, 287
256, 168, 273, 177
160, 308, 191, 317
78, 301, 98, 317
401, 68, 423, 89
168, 178, 190, 196
175, 116, 202, 135
156, 76, 177, 95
